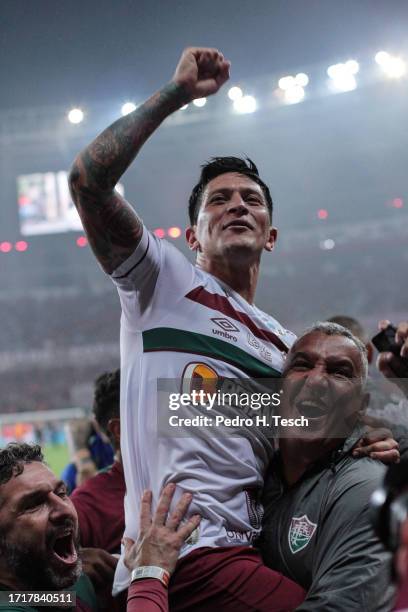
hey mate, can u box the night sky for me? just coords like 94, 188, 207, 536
2, 0, 408, 110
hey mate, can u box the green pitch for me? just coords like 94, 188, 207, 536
43, 443, 70, 477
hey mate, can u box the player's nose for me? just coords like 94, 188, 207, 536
227, 192, 248, 213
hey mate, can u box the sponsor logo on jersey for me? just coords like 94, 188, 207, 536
211, 317, 240, 332
211, 317, 239, 343
288, 515, 317, 554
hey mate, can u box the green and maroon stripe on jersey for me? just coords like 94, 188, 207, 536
185, 286, 290, 353
142, 327, 281, 378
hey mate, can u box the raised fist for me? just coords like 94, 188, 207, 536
171, 47, 230, 103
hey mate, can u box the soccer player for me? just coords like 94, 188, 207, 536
69, 47, 307, 609
68, 48, 396, 609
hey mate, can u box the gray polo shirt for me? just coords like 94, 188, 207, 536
259, 429, 395, 611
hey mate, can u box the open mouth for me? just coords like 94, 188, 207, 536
295, 399, 328, 420
51, 531, 78, 566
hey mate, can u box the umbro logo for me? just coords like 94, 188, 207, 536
211, 318, 240, 333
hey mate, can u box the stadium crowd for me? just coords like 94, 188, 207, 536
1, 46, 408, 612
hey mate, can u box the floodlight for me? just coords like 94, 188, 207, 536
278, 76, 295, 91
121, 102, 137, 116
168, 227, 182, 238
320, 239, 335, 250
228, 86, 243, 101
345, 60, 359, 74
327, 63, 357, 92
67, 108, 84, 124
233, 95, 257, 114
284, 85, 305, 104
375, 51, 390, 66
193, 98, 207, 107
295, 73, 309, 87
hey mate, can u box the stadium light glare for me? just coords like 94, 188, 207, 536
228, 86, 243, 101
295, 73, 309, 87
193, 97, 207, 107
379, 55, 406, 78
67, 108, 84, 124
320, 239, 335, 250
121, 102, 137, 116
327, 62, 357, 92
233, 95, 257, 114
278, 76, 295, 91
345, 60, 359, 74
0, 242, 12, 253
168, 226, 182, 238
392, 198, 404, 209
76, 236, 88, 247
15, 241, 28, 252
153, 228, 165, 239
317, 209, 329, 220
284, 85, 305, 104
375, 51, 390, 66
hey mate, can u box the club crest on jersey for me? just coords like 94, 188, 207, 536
182, 363, 219, 395
288, 515, 317, 554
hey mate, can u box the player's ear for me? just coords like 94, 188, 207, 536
265, 227, 278, 252
107, 418, 121, 446
186, 226, 200, 251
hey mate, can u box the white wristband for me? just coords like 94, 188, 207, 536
131, 566, 170, 587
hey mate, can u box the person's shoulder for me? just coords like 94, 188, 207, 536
329, 455, 386, 503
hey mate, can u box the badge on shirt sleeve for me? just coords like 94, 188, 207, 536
288, 515, 317, 554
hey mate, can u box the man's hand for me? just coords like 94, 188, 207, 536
80, 547, 118, 589
377, 320, 408, 396
123, 483, 201, 576
172, 47, 230, 103
353, 427, 400, 463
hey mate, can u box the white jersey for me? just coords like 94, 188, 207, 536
111, 227, 295, 593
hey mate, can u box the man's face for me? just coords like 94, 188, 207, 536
187, 172, 277, 263
281, 332, 366, 442
0, 462, 81, 590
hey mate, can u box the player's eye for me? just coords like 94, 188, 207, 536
210, 195, 227, 204
290, 360, 311, 371
246, 195, 262, 205
332, 368, 353, 378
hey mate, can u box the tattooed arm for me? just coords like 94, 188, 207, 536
68, 47, 230, 274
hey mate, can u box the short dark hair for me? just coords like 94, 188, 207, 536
188, 156, 273, 225
0, 443, 43, 487
93, 369, 120, 436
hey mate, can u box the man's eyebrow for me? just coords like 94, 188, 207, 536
326, 356, 356, 370
16, 480, 62, 510
290, 351, 313, 360
15, 489, 46, 510
207, 186, 263, 196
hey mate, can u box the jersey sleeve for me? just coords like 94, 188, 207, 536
127, 579, 168, 612
296, 464, 395, 612
110, 227, 196, 331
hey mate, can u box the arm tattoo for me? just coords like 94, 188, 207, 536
69, 82, 188, 273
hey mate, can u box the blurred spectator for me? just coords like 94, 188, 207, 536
0, 443, 97, 611
328, 315, 408, 433
71, 369, 125, 554
62, 419, 114, 494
